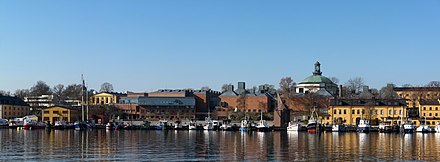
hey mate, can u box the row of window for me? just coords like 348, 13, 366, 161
2, 106, 28, 111
43, 111, 69, 114
422, 113, 439, 117
333, 109, 403, 115
3, 111, 26, 116
423, 107, 440, 111
43, 117, 68, 122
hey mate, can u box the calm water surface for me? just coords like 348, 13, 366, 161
0, 129, 440, 161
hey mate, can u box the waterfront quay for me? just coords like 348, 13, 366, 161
1, 129, 440, 161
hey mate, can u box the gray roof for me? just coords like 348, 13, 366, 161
220, 90, 238, 96
122, 97, 195, 106
0, 96, 28, 106
315, 89, 334, 97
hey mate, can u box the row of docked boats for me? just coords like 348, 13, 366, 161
0, 116, 95, 130
287, 118, 440, 133
111, 111, 272, 132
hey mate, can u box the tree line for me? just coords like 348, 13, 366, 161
0, 81, 114, 103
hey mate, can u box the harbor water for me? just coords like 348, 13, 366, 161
1, 129, 440, 161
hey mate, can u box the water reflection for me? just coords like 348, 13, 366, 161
2, 129, 440, 161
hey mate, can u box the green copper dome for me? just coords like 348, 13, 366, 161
301, 75, 334, 84
300, 61, 335, 84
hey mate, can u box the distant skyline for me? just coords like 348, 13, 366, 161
1, 1, 439, 93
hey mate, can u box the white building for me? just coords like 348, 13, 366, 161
295, 62, 338, 97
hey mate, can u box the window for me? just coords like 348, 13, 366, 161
380, 110, 384, 115
394, 110, 397, 115
334, 110, 337, 114
362, 110, 365, 114
352, 110, 355, 114
62, 111, 68, 114
436, 107, 438, 111
424, 107, 426, 110
52, 111, 59, 114
44, 111, 50, 114
357, 110, 360, 114
43, 117, 49, 121
399, 110, 402, 115
436, 113, 438, 117
430, 107, 432, 110
429, 113, 432, 116
424, 113, 426, 116
338, 110, 341, 114
389, 110, 392, 115
344, 110, 347, 114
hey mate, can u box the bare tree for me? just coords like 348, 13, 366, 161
379, 84, 398, 99
426, 81, 440, 87
30, 81, 52, 96
14, 89, 30, 99
52, 84, 65, 104
279, 77, 296, 97
100, 82, 114, 92
344, 77, 365, 98
329, 77, 339, 84
221, 84, 232, 92
401, 84, 412, 87
0, 90, 11, 96
236, 91, 247, 111
64, 84, 83, 100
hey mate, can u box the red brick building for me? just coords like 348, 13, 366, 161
217, 82, 274, 119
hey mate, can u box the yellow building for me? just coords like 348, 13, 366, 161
394, 87, 440, 108
90, 92, 126, 105
42, 106, 79, 123
323, 99, 407, 126
419, 99, 440, 126
0, 96, 30, 119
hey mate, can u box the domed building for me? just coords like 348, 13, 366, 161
295, 62, 338, 97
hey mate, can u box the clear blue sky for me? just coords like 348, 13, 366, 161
1, 1, 439, 93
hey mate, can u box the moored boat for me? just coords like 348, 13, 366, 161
332, 124, 346, 132
239, 118, 249, 131
379, 121, 393, 133
256, 111, 270, 132
23, 119, 46, 130
188, 121, 197, 130
0, 118, 8, 128
307, 106, 321, 133
357, 119, 370, 133
403, 121, 415, 133
53, 121, 68, 129
435, 122, 440, 133
287, 121, 306, 131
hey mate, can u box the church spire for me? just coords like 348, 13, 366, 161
313, 61, 322, 76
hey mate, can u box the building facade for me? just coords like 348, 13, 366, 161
0, 96, 30, 119
394, 87, 440, 108
295, 62, 338, 96
24, 95, 54, 112
218, 82, 274, 113
42, 106, 79, 123
119, 90, 196, 120
323, 98, 407, 126
90, 92, 127, 105
419, 99, 440, 126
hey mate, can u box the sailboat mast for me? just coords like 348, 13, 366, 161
86, 82, 88, 121
81, 74, 85, 121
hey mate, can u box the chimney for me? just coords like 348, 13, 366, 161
339, 85, 343, 98
238, 82, 246, 90
228, 85, 234, 91
363, 86, 369, 93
